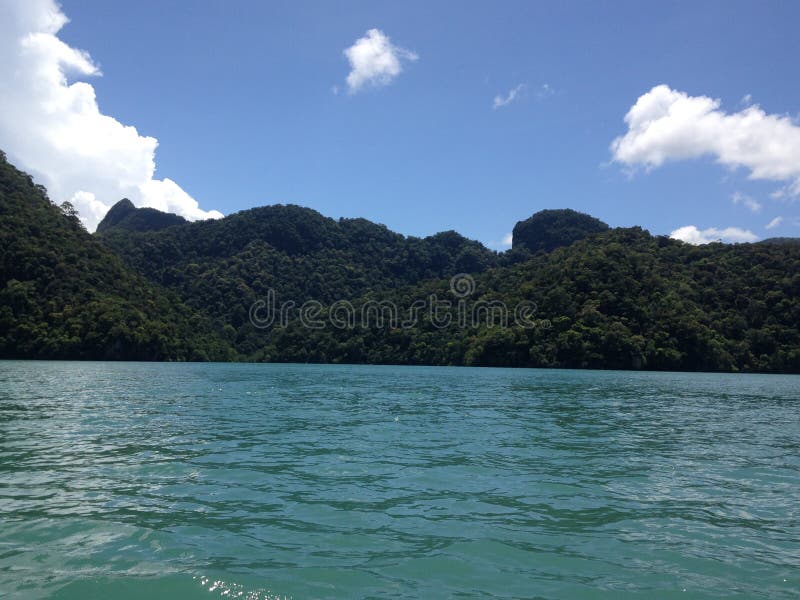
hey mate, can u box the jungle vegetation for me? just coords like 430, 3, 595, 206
2, 151, 799, 372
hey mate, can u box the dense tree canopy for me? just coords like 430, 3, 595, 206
97, 203, 499, 309
237, 227, 800, 373
512, 208, 610, 253
96, 198, 188, 233
2, 151, 799, 372
0, 152, 233, 361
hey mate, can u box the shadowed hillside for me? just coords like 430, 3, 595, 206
96, 198, 188, 233
0, 152, 233, 360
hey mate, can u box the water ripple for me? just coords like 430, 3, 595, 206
1, 361, 798, 599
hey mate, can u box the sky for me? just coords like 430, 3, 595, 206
1, 0, 800, 247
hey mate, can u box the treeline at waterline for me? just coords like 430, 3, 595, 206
2, 151, 799, 372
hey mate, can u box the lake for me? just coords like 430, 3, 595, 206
0, 361, 798, 599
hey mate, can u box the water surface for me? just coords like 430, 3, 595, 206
1, 361, 798, 598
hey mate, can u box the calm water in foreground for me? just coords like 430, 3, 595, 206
0, 362, 798, 599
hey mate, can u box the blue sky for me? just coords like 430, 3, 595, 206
2, 1, 800, 245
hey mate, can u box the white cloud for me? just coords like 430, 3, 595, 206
670, 225, 758, 245
611, 85, 800, 196
343, 29, 417, 93
486, 232, 513, 250
770, 180, 800, 199
765, 216, 783, 230
0, 0, 223, 231
492, 83, 553, 110
731, 191, 762, 213
493, 84, 525, 109
535, 83, 554, 99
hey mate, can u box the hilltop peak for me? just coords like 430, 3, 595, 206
96, 199, 187, 234
512, 209, 609, 253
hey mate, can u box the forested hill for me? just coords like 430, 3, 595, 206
0, 152, 233, 361
96, 198, 187, 233
263, 227, 797, 372
2, 152, 799, 372
512, 208, 609, 253
97, 202, 501, 307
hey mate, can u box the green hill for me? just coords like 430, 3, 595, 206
96, 204, 499, 328
0, 151, 233, 360
261, 227, 798, 372
512, 208, 610, 253
758, 237, 800, 246
96, 198, 187, 233
2, 152, 798, 372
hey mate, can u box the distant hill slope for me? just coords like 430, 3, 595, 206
96, 198, 188, 233
0, 151, 233, 360
758, 237, 800, 245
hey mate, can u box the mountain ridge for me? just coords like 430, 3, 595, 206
2, 152, 799, 372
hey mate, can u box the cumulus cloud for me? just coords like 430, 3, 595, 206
343, 28, 417, 93
0, 0, 223, 230
493, 84, 525, 109
731, 191, 762, 213
765, 216, 783, 230
611, 85, 800, 196
670, 225, 758, 245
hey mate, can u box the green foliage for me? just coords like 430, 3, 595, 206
0, 152, 234, 361
224, 226, 799, 373
244, 227, 800, 373
512, 208, 609, 253
98, 204, 499, 315
2, 151, 799, 372
758, 237, 800, 246
96, 198, 187, 233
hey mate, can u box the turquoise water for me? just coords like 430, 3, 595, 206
0, 362, 798, 599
